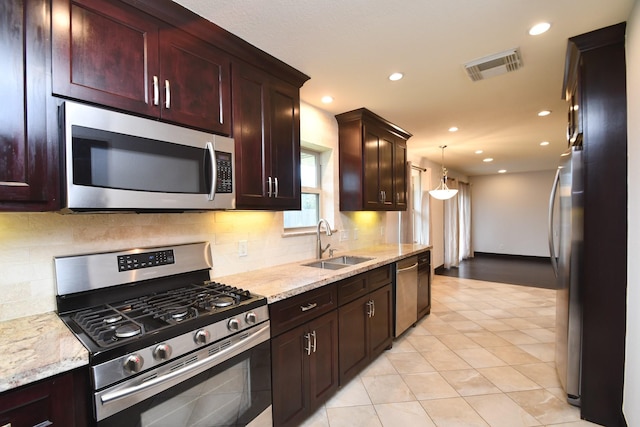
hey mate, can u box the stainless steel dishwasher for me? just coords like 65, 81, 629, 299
395, 256, 418, 337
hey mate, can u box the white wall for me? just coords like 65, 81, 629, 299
0, 102, 390, 322
470, 170, 556, 257
624, 1, 640, 423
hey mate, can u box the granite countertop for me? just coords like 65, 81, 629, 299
216, 243, 431, 303
0, 312, 89, 393
0, 243, 429, 394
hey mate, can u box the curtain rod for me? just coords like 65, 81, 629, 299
411, 164, 427, 172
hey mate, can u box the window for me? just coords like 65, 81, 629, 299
284, 149, 321, 229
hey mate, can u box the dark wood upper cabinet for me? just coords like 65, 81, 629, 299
52, 0, 231, 135
0, 0, 59, 211
233, 61, 302, 210
337, 108, 411, 211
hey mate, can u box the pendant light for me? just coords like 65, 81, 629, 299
429, 145, 458, 200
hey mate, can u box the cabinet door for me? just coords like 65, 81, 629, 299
394, 141, 408, 210
308, 311, 339, 409
271, 324, 308, 427
52, 0, 160, 115
159, 28, 231, 134
0, 0, 56, 210
369, 284, 394, 358
269, 79, 301, 210
363, 127, 382, 209
379, 135, 394, 209
338, 294, 370, 384
232, 62, 270, 208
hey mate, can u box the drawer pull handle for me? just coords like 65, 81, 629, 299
300, 302, 317, 312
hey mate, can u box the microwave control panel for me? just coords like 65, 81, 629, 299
216, 151, 233, 193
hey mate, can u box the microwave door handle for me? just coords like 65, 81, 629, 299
206, 142, 216, 201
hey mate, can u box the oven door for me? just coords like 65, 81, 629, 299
96, 324, 271, 427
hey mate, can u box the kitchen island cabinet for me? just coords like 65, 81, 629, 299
52, 0, 232, 135
336, 108, 411, 211
0, 0, 59, 211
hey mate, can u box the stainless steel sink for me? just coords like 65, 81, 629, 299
302, 255, 373, 269
302, 260, 348, 270
329, 255, 373, 265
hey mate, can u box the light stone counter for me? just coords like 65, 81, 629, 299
216, 243, 431, 303
0, 243, 428, 394
0, 312, 88, 393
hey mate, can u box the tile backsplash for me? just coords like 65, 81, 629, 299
0, 210, 385, 321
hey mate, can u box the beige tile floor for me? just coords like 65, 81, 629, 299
300, 275, 602, 427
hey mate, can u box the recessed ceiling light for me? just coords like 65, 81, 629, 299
538, 110, 552, 117
475, 150, 483, 154
529, 22, 551, 36
483, 158, 494, 163
498, 169, 507, 174
448, 126, 459, 132
540, 141, 550, 146
389, 72, 404, 81
321, 95, 334, 104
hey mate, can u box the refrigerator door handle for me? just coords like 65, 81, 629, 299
548, 167, 560, 277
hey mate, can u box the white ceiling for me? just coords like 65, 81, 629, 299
173, 0, 633, 176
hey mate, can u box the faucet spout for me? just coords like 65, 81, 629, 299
316, 219, 333, 259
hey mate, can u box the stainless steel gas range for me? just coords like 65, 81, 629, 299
55, 242, 272, 427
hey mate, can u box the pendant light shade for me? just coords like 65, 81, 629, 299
429, 145, 458, 200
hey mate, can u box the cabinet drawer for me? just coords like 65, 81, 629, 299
368, 265, 393, 291
270, 284, 337, 337
337, 273, 368, 306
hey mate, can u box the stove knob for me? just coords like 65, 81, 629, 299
194, 329, 210, 345
123, 354, 144, 374
228, 318, 240, 331
153, 343, 173, 361
245, 312, 257, 324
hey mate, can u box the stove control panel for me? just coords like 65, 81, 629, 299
118, 250, 175, 271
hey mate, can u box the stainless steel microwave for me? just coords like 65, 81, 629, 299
60, 101, 235, 212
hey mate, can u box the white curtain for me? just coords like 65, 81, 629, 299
419, 168, 431, 245
443, 179, 459, 268
458, 182, 473, 261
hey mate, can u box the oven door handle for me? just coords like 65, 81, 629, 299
99, 324, 269, 407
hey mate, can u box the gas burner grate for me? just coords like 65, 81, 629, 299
71, 281, 254, 348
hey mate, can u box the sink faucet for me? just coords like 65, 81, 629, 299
316, 218, 333, 259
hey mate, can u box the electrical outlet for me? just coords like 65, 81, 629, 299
238, 240, 248, 257
340, 230, 349, 241
353, 228, 359, 240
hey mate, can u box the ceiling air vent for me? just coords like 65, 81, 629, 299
464, 48, 523, 81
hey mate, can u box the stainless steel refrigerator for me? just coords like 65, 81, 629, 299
548, 146, 583, 406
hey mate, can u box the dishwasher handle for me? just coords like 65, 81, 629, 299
396, 262, 418, 273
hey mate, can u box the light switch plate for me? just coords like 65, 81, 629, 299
238, 240, 248, 257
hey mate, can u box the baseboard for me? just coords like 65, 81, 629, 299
473, 252, 550, 263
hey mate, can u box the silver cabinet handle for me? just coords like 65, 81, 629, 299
267, 177, 273, 197
366, 301, 372, 318
300, 302, 317, 312
165, 79, 171, 109
304, 332, 312, 356
152, 76, 159, 106
274, 177, 279, 198
311, 330, 317, 353
371, 300, 375, 317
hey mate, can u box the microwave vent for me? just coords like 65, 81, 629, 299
464, 48, 523, 81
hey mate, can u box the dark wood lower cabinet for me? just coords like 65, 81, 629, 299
338, 283, 393, 385
271, 310, 339, 427
0, 368, 89, 427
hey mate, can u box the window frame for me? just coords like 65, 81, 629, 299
283, 148, 323, 232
